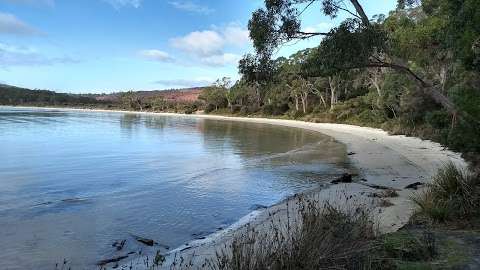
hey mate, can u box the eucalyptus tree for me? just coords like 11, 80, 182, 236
310, 77, 328, 108
245, 0, 479, 122
120, 91, 143, 111
199, 85, 228, 112
150, 96, 168, 111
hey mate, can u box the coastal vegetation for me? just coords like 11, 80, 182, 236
0, 85, 105, 107
413, 162, 480, 224
206, 164, 480, 270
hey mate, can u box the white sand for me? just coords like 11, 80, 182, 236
6, 107, 467, 269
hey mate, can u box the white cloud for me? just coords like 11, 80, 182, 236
223, 25, 250, 46
170, 30, 224, 57
0, 12, 39, 36
169, 24, 250, 67
102, 0, 141, 9
200, 53, 241, 66
153, 78, 213, 88
138, 49, 174, 62
302, 22, 334, 34
168, 1, 214, 15
0, 43, 78, 66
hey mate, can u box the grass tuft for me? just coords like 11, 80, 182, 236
412, 162, 480, 224
210, 197, 387, 270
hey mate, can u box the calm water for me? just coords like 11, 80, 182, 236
0, 107, 348, 269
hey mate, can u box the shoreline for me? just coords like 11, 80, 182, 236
2, 106, 468, 269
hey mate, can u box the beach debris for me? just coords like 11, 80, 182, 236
249, 204, 268, 210
405, 182, 425, 190
112, 239, 126, 251
363, 183, 393, 190
96, 255, 129, 266
180, 246, 193, 252
331, 173, 352, 184
61, 198, 88, 203
369, 189, 399, 198
131, 234, 155, 246
347, 152, 356, 156
130, 234, 170, 249
192, 231, 212, 240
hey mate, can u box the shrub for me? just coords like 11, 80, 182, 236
287, 110, 304, 119
211, 198, 383, 270
230, 105, 242, 114
382, 231, 436, 262
205, 104, 216, 113
239, 106, 249, 115
412, 163, 480, 223
261, 104, 275, 115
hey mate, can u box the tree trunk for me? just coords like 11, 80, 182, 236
438, 65, 448, 92
329, 76, 337, 111
369, 72, 382, 107
368, 62, 458, 117
295, 94, 299, 111
300, 92, 308, 113
349, 0, 370, 26
319, 93, 327, 108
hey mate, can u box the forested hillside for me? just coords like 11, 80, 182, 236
199, 0, 480, 166
0, 85, 205, 112
0, 85, 103, 107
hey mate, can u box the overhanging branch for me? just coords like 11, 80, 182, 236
296, 31, 331, 38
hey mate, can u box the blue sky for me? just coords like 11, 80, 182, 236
0, 0, 396, 93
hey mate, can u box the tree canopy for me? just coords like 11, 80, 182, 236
242, 0, 480, 120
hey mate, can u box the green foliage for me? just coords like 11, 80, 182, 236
380, 228, 475, 270
0, 85, 102, 106
199, 86, 228, 112
383, 231, 436, 262
385, 8, 449, 70
413, 163, 480, 223
306, 21, 387, 76
422, 0, 480, 71
239, 53, 276, 84
120, 91, 143, 110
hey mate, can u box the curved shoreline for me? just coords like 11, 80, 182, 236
3, 106, 468, 269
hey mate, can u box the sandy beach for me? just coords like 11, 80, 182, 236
9, 107, 468, 269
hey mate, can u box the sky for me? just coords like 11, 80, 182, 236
0, 0, 397, 93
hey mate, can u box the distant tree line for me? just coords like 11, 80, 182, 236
0, 85, 105, 107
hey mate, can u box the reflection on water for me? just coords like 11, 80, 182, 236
0, 107, 348, 270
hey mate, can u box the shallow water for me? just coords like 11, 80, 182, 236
0, 107, 348, 269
